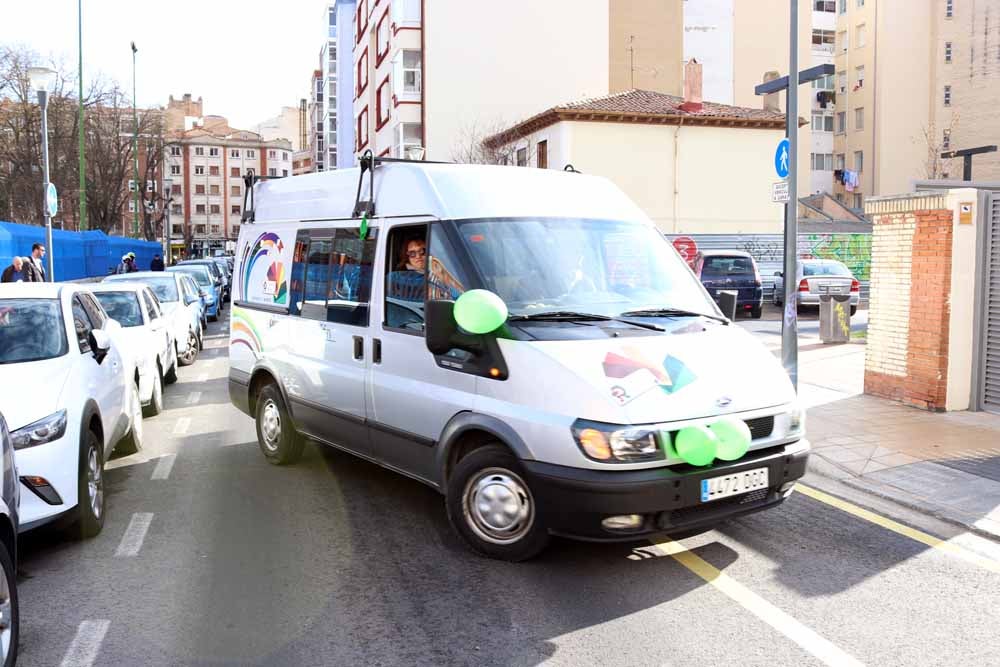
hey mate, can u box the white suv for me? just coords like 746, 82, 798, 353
0, 283, 143, 536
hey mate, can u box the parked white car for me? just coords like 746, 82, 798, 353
90, 283, 178, 417
104, 271, 203, 367
772, 258, 860, 316
0, 283, 143, 536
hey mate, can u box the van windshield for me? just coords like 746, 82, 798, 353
455, 218, 716, 318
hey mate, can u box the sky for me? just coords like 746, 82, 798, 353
1, 0, 329, 130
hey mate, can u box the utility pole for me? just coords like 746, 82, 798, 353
784, 0, 799, 389
78, 0, 87, 230
628, 35, 635, 89
131, 41, 139, 236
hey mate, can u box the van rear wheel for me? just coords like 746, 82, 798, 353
255, 383, 305, 465
446, 444, 549, 561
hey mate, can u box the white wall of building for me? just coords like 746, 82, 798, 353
683, 0, 734, 104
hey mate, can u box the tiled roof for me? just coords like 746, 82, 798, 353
485, 89, 790, 147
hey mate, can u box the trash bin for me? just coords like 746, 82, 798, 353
716, 290, 738, 320
819, 293, 852, 343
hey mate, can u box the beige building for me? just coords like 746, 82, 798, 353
251, 103, 308, 152
485, 87, 788, 235
609, 0, 684, 95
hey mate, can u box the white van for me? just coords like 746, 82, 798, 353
228, 158, 808, 561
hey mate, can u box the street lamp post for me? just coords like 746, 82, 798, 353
163, 178, 173, 265
131, 41, 139, 236
28, 66, 58, 282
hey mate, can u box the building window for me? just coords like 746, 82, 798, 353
944, 84, 952, 106
812, 29, 835, 51
376, 78, 391, 128
811, 153, 834, 171
209, 147, 219, 157
128, 179, 136, 192
195, 224, 206, 234
282, 152, 289, 160
854, 150, 864, 172
170, 165, 180, 175
855, 107, 864, 130
282, 169, 289, 177
231, 185, 240, 196
391, 0, 421, 23
376, 10, 390, 63
943, 129, 951, 149
171, 224, 182, 234
357, 107, 369, 150
172, 184, 181, 195
171, 204, 182, 215
194, 147, 204, 156
853, 193, 863, 208
838, 0, 847, 13
210, 184, 220, 195
357, 48, 369, 96
838, 30, 848, 52
812, 111, 835, 132
393, 50, 422, 95
857, 0, 864, 6
946, 0, 953, 18
945, 41, 953, 62
537, 140, 548, 169
127, 200, 135, 213
811, 73, 835, 89
393, 122, 421, 158
516, 147, 528, 167
854, 65, 865, 89
195, 166, 204, 175
231, 149, 240, 158
355, 0, 368, 44
169, 146, 181, 156
246, 150, 256, 158
209, 166, 220, 176
855, 24, 866, 48
836, 111, 846, 133
232, 224, 240, 236
835, 153, 846, 170
196, 184, 205, 195
210, 204, 221, 215
814, 0, 836, 11
195, 205, 206, 215
231, 167, 240, 177
268, 150, 277, 159
268, 168, 277, 177
231, 205, 241, 215
837, 70, 847, 93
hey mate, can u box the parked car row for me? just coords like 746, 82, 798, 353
0, 259, 232, 664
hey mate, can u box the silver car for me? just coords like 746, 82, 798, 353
772, 258, 860, 315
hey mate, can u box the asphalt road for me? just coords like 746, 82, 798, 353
14, 310, 1000, 666
735, 303, 870, 337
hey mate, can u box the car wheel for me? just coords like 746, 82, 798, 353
446, 444, 549, 562
143, 369, 164, 417
0, 536, 18, 667
164, 357, 178, 385
255, 383, 305, 465
116, 383, 144, 456
750, 305, 763, 319
178, 330, 198, 366
72, 427, 105, 539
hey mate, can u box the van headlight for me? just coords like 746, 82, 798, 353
572, 420, 664, 463
787, 405, 805, 435
11, 410, 68, 450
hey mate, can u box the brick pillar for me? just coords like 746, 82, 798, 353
863, 193, 953, 410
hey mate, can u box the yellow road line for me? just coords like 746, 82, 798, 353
797, 483, 1000, 575
650, 537, 864, 667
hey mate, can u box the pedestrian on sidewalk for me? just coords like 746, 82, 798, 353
150, 254, 165, 271
22, 245, 46, 282
0, 257, 25, 283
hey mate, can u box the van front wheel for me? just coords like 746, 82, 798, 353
446, 444, 549, 561
255, 383, 305, 465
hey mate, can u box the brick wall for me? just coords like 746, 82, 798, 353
864, 198, 954, 410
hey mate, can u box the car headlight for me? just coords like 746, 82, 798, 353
572, 420, 664, 463
11, 410, 68, 450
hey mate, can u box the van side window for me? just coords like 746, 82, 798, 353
296, 228, 377, 325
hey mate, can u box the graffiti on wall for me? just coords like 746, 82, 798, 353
801, 234, 871, 281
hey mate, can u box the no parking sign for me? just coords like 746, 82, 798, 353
672, 236, 698, 266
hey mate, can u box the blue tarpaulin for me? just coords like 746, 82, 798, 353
0, 220, 163, 281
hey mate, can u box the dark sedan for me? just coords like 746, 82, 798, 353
692, 250, 763, 319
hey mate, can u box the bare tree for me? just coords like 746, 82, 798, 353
451, 118, 531, 166
920, 112, 960, 179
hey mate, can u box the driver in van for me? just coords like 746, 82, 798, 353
399, 238, 426, 272
388, 236, 427, 303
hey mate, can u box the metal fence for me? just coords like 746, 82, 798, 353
666, 232, 872, 302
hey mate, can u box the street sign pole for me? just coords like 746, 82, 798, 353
39, 89, 55, 282
783, 0, 799, 391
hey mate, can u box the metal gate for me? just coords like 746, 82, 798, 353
979, 191, 1000, 412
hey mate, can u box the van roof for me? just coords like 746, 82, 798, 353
251, 162, 652, 225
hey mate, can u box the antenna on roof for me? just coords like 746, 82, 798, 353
242, 169, 257, 223
352, 149, 376, 219
564, 164, 582, 174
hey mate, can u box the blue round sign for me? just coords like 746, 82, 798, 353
774, 138, 790, 179
45, 183, 58, 217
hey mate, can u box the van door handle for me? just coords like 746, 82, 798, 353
353, 336, 364, 360
373, 338, 382, 364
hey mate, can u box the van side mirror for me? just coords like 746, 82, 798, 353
426, 300, 482, 355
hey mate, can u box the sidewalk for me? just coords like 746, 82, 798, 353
790, 338, 1000, 541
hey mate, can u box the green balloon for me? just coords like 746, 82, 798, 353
453, 289, 508, 334
709, 418, 752, 461
674, 425, 718, 466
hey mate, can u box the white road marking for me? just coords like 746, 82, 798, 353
151, 454, 177, 480
59, 619, 111, 667
187, 391, 202, 405
650, 537, 864, 667
115, 513, 154, 558
172, 417, 191, 435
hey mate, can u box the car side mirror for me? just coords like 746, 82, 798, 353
774, 271, 783, 277
185, 295, 198, 305
89, 329, 111, 364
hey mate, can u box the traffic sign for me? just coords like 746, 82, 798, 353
774, 138, 790, 179
771, 181, 790, 203
672, 236, 698, 265
45, 183, 58, 217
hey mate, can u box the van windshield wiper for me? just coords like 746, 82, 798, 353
509, 311, 664, 332
619, 307, 730, 325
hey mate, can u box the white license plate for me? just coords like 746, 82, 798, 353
700, 467, 769, 503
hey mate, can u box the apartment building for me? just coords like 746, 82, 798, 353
808, 0, 838, 195
251, 104, 308, 152
165, 113, 292, 256
309, 1, 357, 172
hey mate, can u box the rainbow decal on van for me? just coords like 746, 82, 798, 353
240, 232, 286, 303
230, 308, 263, 357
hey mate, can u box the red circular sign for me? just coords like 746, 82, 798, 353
672, 236, 698, 265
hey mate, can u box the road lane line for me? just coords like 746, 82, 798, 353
115, 513, 154, 557
172, 417, 191, 435
187, 391, 202, 405
797, 484, 1000, 574
650, 537, 864, 667
59, 619, 110, 667
151, 454, 177, 480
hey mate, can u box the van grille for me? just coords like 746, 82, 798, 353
744, 416, 774, 440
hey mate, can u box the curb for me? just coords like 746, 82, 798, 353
806, 454, 1000, 544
